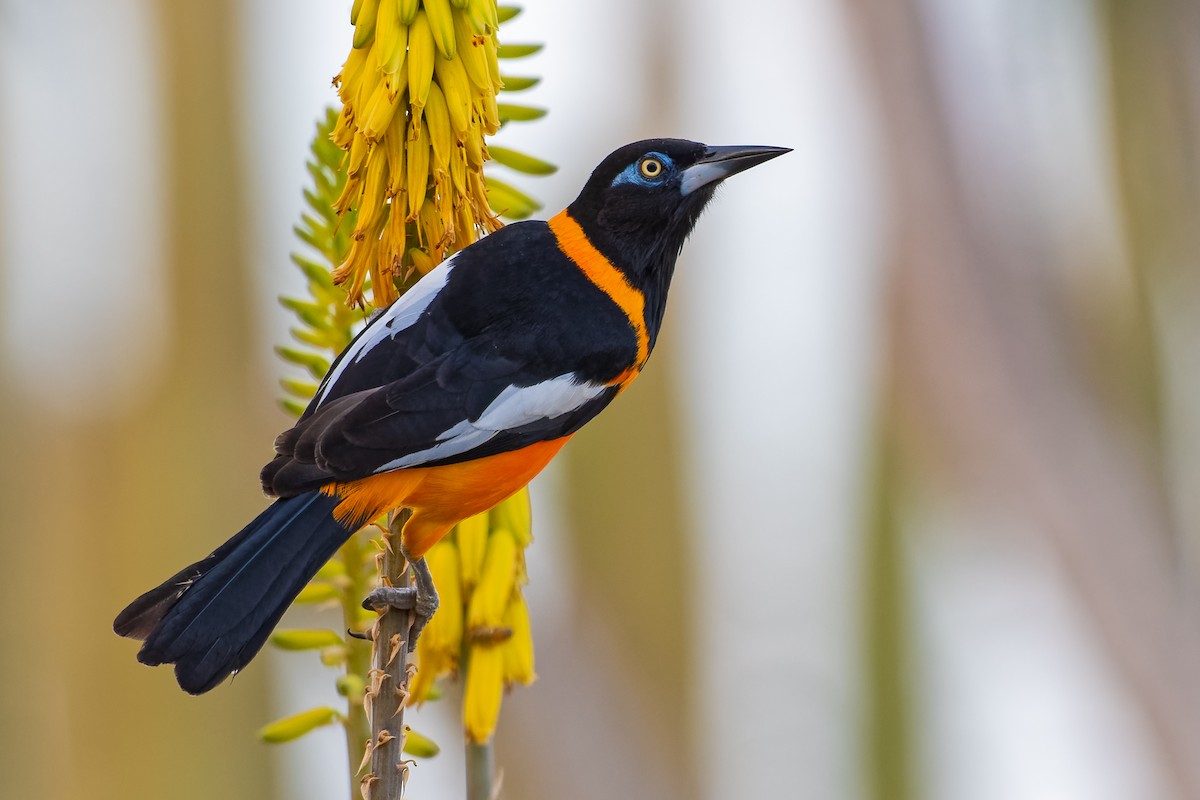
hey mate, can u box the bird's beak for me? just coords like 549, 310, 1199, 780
679, 145, 792, 195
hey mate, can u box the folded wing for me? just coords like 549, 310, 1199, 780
262, 225, 634, 497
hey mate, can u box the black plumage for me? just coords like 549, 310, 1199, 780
261, 222, 638, 495
114, 138, 789, 694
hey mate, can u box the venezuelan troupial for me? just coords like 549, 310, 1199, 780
115, 139, 790, 694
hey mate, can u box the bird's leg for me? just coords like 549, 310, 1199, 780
362, 545, 440, 651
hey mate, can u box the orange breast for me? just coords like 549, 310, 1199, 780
321, 436, 570, 558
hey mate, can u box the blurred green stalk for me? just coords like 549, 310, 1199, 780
862, 403, 915, 800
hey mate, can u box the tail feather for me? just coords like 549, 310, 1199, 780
114, 491, 356, 694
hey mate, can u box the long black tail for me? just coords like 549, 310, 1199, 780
114, 491, 354, 694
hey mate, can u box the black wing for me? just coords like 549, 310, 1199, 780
262, 222, 639, 497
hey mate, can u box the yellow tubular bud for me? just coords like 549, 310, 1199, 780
434, 51, 473, 138
501, 592, 536, 686
361, 217, 388, 304
397, 0, 420, 25
467, 527, 518, 629
351, 0, 366, 25
454, 9, 491, 92
360, 79, 403, 144
333, 236, 362, 289
353, 151, 389, 235
463, 4, 488, 35
450, 0, 469, 10
408, 247, 435, 276
436, 174, 456, 247
471, 92, 500, 137
407, 10, 435, 115
383, 64, 407, 101
418, 197, 446, 253
331, 106, 356, 149
353, 0, 380, 48
466, 0, 498, 34
455, 510, 489, 592
463, 122, 485, 169
468, 169, 502, 233
421, 540, 463, 657
489, 487, 532, 548
336, 46, 371, 107
423, 0, 458, 60
375, 0, 404, 72
483, 31, 502, 91
386, 200, 408, 269
463, 644, 504, 743
385, 109, 406, 197
454, 198, 477, 251
354, 64, 381, 130
406, 119, 431, 220
449, 145, 468, 195
423, 82, 454, 177
376, 215, 400, 302
333, 169, 363, 215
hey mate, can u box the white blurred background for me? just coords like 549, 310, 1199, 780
1, 1, 1198, 798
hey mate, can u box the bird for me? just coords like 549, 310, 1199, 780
114, 138, 790, 694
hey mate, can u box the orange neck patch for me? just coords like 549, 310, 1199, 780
548, 210, 649, 385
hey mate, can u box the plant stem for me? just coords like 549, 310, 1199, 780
341, 531, 373, 800
364, 510, 415, 799
465, 740, 495, 800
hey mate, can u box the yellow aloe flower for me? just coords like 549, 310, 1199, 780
467, 526, 519, 630
408, 538, 464, 704
456, 508, 490, 591
490, 486, 532, 547
501, 590, 536, 686
410, 490, 537, 740
463, 641, 505, 743
331, 0, 509, 307
273, 1, 554, 777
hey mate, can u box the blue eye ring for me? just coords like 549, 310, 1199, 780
639, 156, 664, 179
611, 152, 674, 187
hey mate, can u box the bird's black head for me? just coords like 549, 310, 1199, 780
565, 138, 789, 343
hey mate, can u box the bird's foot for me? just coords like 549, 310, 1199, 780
362, 555, 439, 651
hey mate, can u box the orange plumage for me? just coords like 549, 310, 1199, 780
322, 436, 570, 558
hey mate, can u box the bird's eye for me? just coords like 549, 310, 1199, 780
639, 157, 664, 179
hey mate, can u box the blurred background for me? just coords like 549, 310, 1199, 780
2, 0, 1199, 798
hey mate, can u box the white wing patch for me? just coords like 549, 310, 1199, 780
313, 256, 456, 406
372, 373, 607, 471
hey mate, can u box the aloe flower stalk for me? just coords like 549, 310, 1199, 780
265, 4, 552, 798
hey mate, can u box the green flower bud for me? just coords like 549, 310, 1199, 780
259, 707, 340, 743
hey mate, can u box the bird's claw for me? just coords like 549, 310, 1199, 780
362, 586, 418, 612
361, 558, 439, 652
